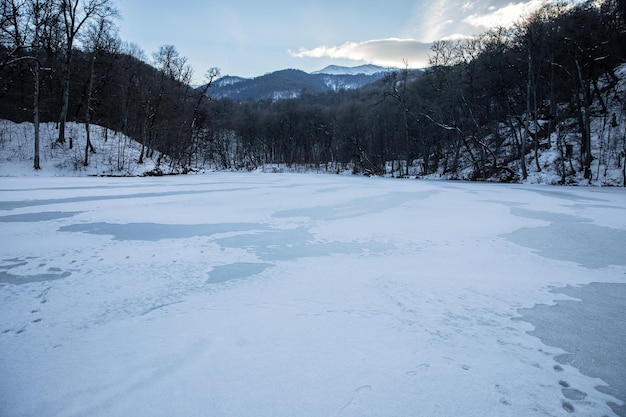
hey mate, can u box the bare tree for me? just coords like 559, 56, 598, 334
185, 67, 220, 167
56, 0, 116, 146
382, 61, 419, 176
136, 44, 192, 165
82, 14, 118, 166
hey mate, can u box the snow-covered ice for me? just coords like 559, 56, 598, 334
1, 173, 625, 417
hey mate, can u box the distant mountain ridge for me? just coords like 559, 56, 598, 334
312, 64, 390, 76
208, 65, 394, 102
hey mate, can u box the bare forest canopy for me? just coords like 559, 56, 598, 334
1, 0, 626, 183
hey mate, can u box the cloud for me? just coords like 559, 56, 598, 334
440, 33, 476, 41
463, 0, 545, 29
403, 0, 553, 43
418, 1, 457, 42
288, 0, 555, 72
289, 38, 433, 68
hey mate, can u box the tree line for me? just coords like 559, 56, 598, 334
1, 0, 625, 182
202, 0, 625, 182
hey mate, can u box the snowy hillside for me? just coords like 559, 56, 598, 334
312, 64, 389, 75
213, 75, 248, 87
0, 120, 183, 177
412, 63, 626, 187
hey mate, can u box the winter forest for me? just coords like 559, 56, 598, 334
1, 0, 626, 184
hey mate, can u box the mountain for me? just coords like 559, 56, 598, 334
214, 75, 247, 87
210, 69, 328, 101
312, 64, 390, 76
207, 66, 393, 102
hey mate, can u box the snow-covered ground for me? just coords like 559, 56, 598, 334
0, 119, 172, 177
1, 173, 625, 417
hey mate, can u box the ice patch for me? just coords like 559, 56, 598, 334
517, 282, 626, 416
214, 227, 394, 261
207, 262, 273, 284
0, 211, 80, 222
273, 190, 439, 221
0, 269, 71, 285
0, 188, 252, 211
503, 208, 626, 268
59, 222, 270, 241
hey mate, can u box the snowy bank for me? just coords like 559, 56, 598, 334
0, 119, 181, 177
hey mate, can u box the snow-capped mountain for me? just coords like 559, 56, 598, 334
207, 66, 394, 101
312, 64, 390, 76
214, 75, 248, 87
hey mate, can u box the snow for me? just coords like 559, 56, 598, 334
1, 172, 625, 417
0, 119, 176, 177
312, 64, 389, 76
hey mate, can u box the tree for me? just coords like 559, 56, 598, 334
382, 66, 412, 176
82, 14, 118, 166
185, 67, 220, 167
137, 44, 189, 164
56, 0, 116, 146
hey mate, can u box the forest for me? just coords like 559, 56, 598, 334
1, 0, 626, 183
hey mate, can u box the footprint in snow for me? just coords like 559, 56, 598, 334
405, 363, 430, 376
337, 385, 372, 415
495, 384, 512, 406
562, 401, 575, 413
562, 388, 587, 401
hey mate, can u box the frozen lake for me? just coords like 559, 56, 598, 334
1, 173, 625, 417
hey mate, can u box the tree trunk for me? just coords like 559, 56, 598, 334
573, 59, 593, 181
532, 71, 541, 173
403, 109, 410, 176
521, 47, 531, 180
623, 151, 625, 187
32, 61, 41, 170
547, 50, 556, 150
58, 56, 71, 144
84, 55, 96, 166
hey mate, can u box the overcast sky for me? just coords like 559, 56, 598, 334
114, 0, 559, 82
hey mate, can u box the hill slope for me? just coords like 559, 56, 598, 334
0, 120, 181, 176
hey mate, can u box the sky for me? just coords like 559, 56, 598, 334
114, 0, 555, 82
